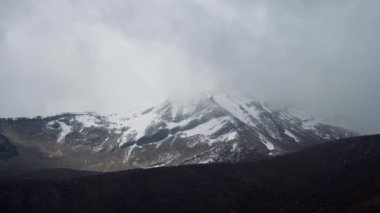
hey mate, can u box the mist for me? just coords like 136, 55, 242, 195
0, 0, 379, 134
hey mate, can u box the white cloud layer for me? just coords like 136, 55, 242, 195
0, 0, 379, 133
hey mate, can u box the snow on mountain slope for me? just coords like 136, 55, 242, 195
0, 91, 357, 171
53, 92, 354, 149
213, 92, 262, 125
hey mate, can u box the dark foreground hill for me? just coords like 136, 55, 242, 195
0, 135, 379, 213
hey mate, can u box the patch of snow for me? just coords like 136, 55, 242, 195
260, 102, 272, 113
224, 131, 238, 141
75, 114, 102, 131
149, 162, 168, 168
288, 109, 322, 130
218, 131, 239, 145
199, 159, 214, 164
124, 112, 156, 139
302, 120, 320, 130
177, 117, 237, 146
279, 112, 292, 120
117, 131, 134, 148
166, 115, 199, 129
166, 106, 216, 130
183, 117, 228, 137
123, 144, 138, 164
207, 131, 237, 146
259, 134, 275, 151
108, 108, 158, 146
56, 121, 73, 143
231, 142, 239, 152
245, 105, 261, 121
322, 134, 332, 140
213, 92, 262, 128
46, 121, 57, 130
284, 129, 301, 142
93, 146, 105, 152
213, 93, 250, 123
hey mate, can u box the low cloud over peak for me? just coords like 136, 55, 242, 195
1, 0, 379, 134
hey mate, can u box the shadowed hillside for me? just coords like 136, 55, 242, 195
0, 135, 379, 212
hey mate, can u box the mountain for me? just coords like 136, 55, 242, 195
0, 91, 356, 171
0, 134, 18, 161
0, 135, 379, 212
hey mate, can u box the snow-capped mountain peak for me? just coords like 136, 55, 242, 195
0, 91, 357, 171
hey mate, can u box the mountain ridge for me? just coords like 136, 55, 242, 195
0, 91, 357, 171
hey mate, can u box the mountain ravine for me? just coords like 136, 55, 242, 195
0, 92, 357, 171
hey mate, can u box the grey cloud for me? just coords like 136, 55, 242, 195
0, 0, 379, 134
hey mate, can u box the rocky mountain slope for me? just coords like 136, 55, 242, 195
0, 92, 356, 171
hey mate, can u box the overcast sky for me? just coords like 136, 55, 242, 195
0, 0, 379, 134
